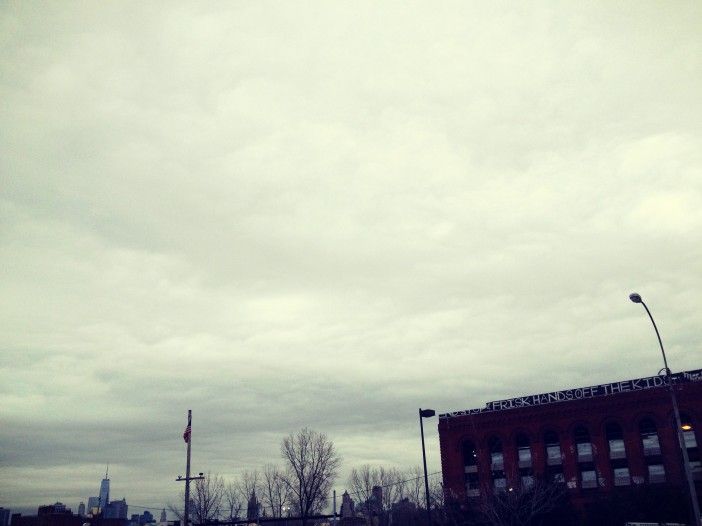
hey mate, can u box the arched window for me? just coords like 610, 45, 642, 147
516, 433, 534, 489
489, 436, 504, 470
605, 422, 626, 459
544, 430, 562, 466
574, 425, 596, 489
544, 430, 564, 484
517, 433, 532, 468
462, 440, 480, 497
639, 418, 665, 483
639, 418, 661, 456
574, 425, 593, 462
489, 437, 506, 492
605, 422, 629, 486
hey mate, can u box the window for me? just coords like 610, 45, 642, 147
491, 451, 504, 470
489, 437, 504, 470
521, 475, 535, 489
648, 464, 665, 483
581, 470, 597, 489
463, 441, 478, 473
577, 442, 593, 462
544, 430, 564, 484
544, 431, 562, 466
613, 467, 630, 486
680, 414, 700, 480
489, 436, 506, 491
690, 461, 702, 481
684, 432, 698, 449
640, 418, 666, 484
639, 418, 661, 456
463, 440, 480, 497
515, 433, 534, 490
575, 426, 596, 488
518, 448, 532, 465
546, 445, 561, 464
609, 440, 626, 459
606, 422, 630, 485
605, 422, 626, 459
551, 472, 565, 484
465, 473, 480, 497
574, 426, 593, 462
680, 413, 698, 448
516, 433, 532, 468
683, 429, 698, 449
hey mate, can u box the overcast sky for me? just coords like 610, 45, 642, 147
1, 0, 701, 516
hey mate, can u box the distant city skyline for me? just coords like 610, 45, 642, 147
4, 471, 169, 523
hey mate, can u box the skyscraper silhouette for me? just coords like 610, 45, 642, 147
99, 466, 110, 510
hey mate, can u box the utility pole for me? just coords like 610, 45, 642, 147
176, 410, 205, 526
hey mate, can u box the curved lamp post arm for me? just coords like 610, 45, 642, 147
640, 301, 670, 374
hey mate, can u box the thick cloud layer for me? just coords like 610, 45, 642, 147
1, 0, 701, 514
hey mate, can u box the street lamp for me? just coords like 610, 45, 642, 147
419, 408, 436, 526
629, 292, 701, 526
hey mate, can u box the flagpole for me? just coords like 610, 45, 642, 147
184, 409, 192, 526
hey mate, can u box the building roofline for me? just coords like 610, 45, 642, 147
439, 368, 702, 419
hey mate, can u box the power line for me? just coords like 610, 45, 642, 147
341, 470, 442, 501
128, 504, 168, 512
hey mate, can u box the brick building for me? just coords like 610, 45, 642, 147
438, 368, 702, 513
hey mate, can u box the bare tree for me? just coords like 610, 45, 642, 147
393, 470, 408, 503
347, 465, 378, 524
281, 427, 341, 526
236, 470, 261, 505
224, 482, 244, 521
404, 466, 424, 508
261, 464, 292, 518
377, 467, 403, 512
191, 473, 225, 524
167, 502, 183, 523
478, 481, 565, 526
347, 465, 404, 522
168, 473, 225, 525
429, 476, 446, 510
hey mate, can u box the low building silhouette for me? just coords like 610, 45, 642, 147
388, 498, 419, 526
358, 486, 383, 526
338, 491, 363, 526
0, 508, 11, 526
10, 514, 38, 526
103, 500, 127, 520
12, 503, 80, 526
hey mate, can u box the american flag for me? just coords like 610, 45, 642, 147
183, 424, 191, 443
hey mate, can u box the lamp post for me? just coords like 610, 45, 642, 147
629, 292, 701, 526
419, 408, 436, 526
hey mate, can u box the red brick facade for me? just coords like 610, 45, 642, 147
438, 369, 702, 510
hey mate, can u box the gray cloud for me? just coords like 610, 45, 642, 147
1, 0, 701, 514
